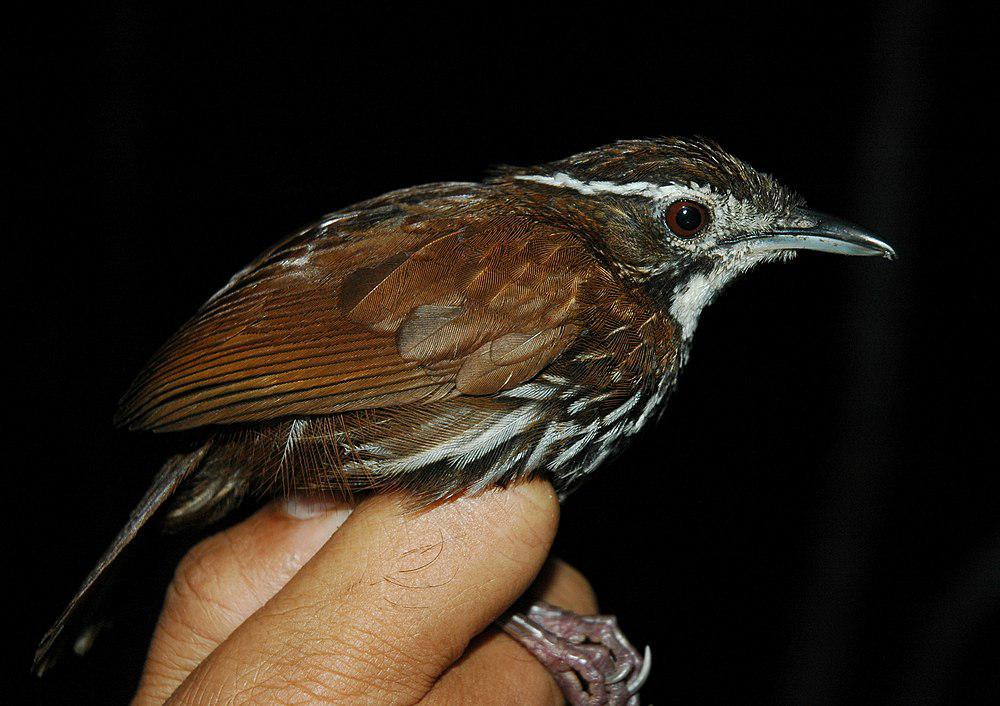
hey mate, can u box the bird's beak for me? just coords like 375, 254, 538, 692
750, 207, 896, 259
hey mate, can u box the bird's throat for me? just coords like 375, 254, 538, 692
668, 266, 740, 341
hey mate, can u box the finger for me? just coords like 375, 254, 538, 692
421, 558, 598, 706
169, 479, 560, 705
134, 497, 352, 705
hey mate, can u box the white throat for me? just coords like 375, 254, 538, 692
669, 266, 740, 341
669, 249, 789, 341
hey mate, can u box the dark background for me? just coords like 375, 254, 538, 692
11, 2, 995, 703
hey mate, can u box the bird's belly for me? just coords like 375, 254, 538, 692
203, 374, 673, 506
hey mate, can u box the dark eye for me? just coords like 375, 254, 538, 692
665, 200, 709, 238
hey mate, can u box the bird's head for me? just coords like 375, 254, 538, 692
504, 137, 894, 340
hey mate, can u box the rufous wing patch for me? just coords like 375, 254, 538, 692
116, 203, 596, 431
456, 326, 576, 395
397, 304, 465, 361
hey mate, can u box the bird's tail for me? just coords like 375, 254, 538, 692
33, 442, 211, 676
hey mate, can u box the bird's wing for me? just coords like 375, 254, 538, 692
116, 190, 594, 431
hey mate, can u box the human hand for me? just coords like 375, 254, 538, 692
133, 479, 596, 704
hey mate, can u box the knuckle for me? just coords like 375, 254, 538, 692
166, 531, 252, 623
170, 536, 224, 604
165, 560, 229, 628
154, 535, 249, 660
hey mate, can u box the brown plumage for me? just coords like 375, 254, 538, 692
116, 175, 679, 507
36, 138, 894, 686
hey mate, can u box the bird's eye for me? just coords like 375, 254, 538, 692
665, 200, 709, 238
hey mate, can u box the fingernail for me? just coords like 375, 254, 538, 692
282, 494, 354, 523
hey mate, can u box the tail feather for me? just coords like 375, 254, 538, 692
33, 443, 211, 676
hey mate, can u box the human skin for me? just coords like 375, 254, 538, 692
132, 479, 596, 704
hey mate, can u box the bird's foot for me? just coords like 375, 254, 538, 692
499, 601, 650, 705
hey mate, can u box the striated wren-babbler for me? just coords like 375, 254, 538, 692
36, 138, 894, 705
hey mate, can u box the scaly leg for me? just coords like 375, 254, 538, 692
498, 601, 650, 705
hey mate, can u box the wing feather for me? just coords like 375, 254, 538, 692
116, 190, 595, 431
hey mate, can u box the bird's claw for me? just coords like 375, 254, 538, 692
627, 645, 652, 693
499, 601, 650, 705
606, 660, 632, 685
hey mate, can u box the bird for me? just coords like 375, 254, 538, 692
35, 137, 894, 704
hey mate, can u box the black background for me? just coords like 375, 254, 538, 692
11, 3, 996, 703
